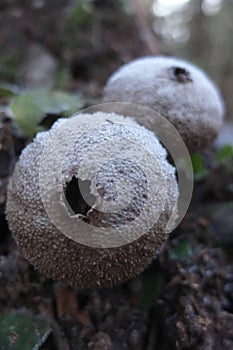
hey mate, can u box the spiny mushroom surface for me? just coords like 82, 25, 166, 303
6, 112, 178, 288
103, 56, 225, 151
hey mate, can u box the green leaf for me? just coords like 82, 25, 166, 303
216, 145, 233, 166
170, 240, 194, 261
0, 84, 19, 97
0, 54, 20, 82
67, 0, 94, 28
10, 91, 84, 137
191, 153, 207, 181
54, 67, 71, 90
0, 310, 51, 350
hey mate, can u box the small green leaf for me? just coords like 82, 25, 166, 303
216, 145, 233, 166
67, 0, 94, 27
0, 310, 51, 350
0, 84, 20, 97
54, 67, 71, 90
170, 240, 194, 260
10, 91, 84, 136
191, 153, 207, 181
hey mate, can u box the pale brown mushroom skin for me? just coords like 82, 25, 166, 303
6, 112, 178, 289
103, 56, 225, 152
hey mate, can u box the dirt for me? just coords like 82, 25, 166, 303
1, 113, 233, 350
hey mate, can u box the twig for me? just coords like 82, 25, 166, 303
130, 0, 160, 55
39, 299, 70, 350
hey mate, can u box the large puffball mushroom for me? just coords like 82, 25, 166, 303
103, 56, 225, 152
6, 112, 178, 289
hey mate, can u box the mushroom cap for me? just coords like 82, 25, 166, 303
103, 56, 225, 152
6, 112, 178, 288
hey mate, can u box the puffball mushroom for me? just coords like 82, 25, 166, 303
6, 112, 178, 288
103, 56, 225, 151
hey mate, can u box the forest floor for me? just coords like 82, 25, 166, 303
0, 1, 233, 349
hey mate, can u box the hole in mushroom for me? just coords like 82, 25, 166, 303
171, 66, 192, 83
64, 176, 96, 216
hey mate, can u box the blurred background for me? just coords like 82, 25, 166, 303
0, 0, 233, 120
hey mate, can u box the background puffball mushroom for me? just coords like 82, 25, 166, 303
103, 56, 225, 152
6, 111, 178, 289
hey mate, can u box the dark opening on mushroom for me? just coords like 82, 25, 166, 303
171, 66, 192, 83
64, 177, 96, 216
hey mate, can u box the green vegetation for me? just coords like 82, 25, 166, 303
0, 311, 51, 350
